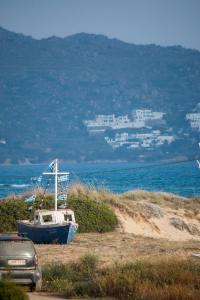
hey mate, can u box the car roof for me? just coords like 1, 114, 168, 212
0, 234, 31, 242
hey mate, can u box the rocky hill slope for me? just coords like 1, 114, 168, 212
0, 27, 200, 163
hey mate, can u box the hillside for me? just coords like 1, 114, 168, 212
31, 185, 200, 266
0, 27, 200, 163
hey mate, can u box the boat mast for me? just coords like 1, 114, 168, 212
55, 158, 58, 211
43, 159, 69, 211
197, 143, 200, 168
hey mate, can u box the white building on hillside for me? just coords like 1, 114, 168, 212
105, 131, 174, 150
84, 109, 165, 133
186, 113, 200, 130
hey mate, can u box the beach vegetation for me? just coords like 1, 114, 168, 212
1, 183, 199, 234
42, 255, 200, 299
0, 280, 28, 300
0, 186, 118, 233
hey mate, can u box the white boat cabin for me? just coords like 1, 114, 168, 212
33, 209, 76, 225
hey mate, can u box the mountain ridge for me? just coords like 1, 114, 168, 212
1, 26, 200, 52
0, 27, 200, 164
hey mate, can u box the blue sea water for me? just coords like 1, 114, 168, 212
0, 161, 199, 198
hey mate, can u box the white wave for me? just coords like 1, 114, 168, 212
11, 184, 30, 188
0, 183, 30, 189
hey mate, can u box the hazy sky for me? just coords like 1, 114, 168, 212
0, 0, 200, 50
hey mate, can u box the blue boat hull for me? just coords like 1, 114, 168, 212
17, 221, 78, 244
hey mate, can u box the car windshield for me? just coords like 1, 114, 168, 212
0, 241, 35, 256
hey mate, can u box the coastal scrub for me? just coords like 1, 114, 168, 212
0, 189, 117, 233
42, 255, 200, 300
0, 280, 28, 300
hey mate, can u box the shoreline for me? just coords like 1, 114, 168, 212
0, 155, 192, 166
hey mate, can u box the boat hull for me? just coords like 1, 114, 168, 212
17, 221, 78, 244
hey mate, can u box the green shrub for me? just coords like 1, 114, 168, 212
0, 280, 28, 300
0, 191, 118, 233
68, 194, 118, 233
42, 254, 100, 297
0, 193, 54, 233
78, 253, 99, 273
0, 200, 30, 232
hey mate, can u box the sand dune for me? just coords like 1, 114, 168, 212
35, 188, 200, 266
112, 191, 200, 241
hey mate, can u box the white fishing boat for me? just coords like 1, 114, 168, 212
17, 159, 78, 244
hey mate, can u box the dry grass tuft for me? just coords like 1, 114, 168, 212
121, 189, 188, 205
69, 182, 119, 203
42, 255, 200, 300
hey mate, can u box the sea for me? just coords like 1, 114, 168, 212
0, 161, 199, 199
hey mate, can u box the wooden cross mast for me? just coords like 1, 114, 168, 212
43, 159, 69, 211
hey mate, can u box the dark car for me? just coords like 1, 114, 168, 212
0, 234, 42, 291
